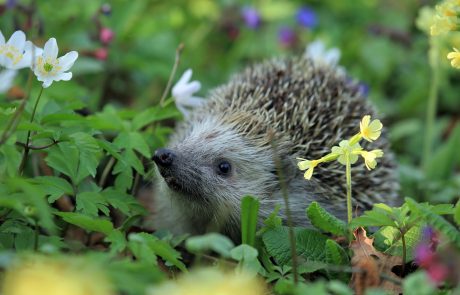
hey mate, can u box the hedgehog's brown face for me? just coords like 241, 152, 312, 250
153, 116, 278, 208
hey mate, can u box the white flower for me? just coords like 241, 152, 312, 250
172, 69, 205, 117
33, 38, 78, 88
0, 30, 40, 70
305, 40, 341, 66
0, 69, 17, 93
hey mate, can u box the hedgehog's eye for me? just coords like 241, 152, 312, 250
217, 161, 232, 176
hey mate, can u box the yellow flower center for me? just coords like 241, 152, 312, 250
36, 56, 62, 76
1, 45, 24, 65
44, 63, 54, 72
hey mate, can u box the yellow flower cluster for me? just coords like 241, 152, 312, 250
431, 0, 459, 36
447, 47, 460, 68
297, 115, 384, 180
2, 255, 114, 295
148, 267, 266, 295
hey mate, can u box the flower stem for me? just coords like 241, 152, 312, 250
345, 155, 353, 224
19, 87, 44, 175
400, 230, 406, 275
422, 37, 440, 173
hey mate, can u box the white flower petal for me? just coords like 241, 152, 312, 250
58, 51, 78, 71
175, 103, 189, 118
43, 38, 59, 60
25, 41, 43, 58
176, 69, 192, 86
7, 30, 26, 49
0, 30, 5, 45
305, 39, 341, 66
56, 72, 72, 81
178, 96, 205, 107
11, 52, 32, 69
42, 79, 53, 88
0, 69, 17, 93
324, 48, 341, 65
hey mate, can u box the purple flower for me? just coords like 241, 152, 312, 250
278, 27, 296, 47
6, 0, 17, 9
241, 6, 261, 29
296, 6, 317, 28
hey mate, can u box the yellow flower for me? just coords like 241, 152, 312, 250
436, 2, 458, 17
430, 15, 456, 35
447, 48, 460, 68
297, 158, 320, 180
2, 255, 114, 295
331, 140, 362, 165
359, 115, 383, 142
357, 149, 384, 170
148, 267, 266, 295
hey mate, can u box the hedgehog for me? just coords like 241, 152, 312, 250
151, 55, 399, 241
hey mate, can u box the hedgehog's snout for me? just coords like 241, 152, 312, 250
153, 148, 175, 167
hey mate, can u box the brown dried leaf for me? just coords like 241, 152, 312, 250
350, 227, 403, 295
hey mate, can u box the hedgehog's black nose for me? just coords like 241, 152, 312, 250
153, 148, 175, 167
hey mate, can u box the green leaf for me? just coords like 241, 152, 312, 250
325, 239, 349, 281
306, 202, 347, 236
0, 143, 22, 177
132, 105, 180, 131
406, 198, 460, 248
403, 271, 438, 295
373, 224, 422, 262
33, 176, 74, 203
350, 204, 398, 228
230, 244, 264, 274
455, 200, 460, 227
101, 188, 147, 216
263, 226, 328, 265
76, 192, 110, 217
241, 195, 259, 247
114, 131, 151, 158
55, 212, 114, 235
185, 233, 235, 258
129, 232, 186, 271
45, 134, 102, 185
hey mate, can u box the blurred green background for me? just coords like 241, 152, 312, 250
1, 0, 459, 203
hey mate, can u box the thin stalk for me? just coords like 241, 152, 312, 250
159, 43, 184, 106
346, 155, 353, 224
99, 156, 116, 187
400, 230, 406, 275
422, 37, 440, 172
19, 87, 44, 174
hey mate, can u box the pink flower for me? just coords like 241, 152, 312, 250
427, 263, 448, 284
415, 244, 435, 268
99, 28, 114, 45
94, 48, 108, 60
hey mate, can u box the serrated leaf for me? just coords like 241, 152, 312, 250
101, 188, 147, 216
263, 226, 328, 265
306, 202, 347, 236
114, 131, 151, 158
185, 233, 235, 258
325, 239, 349, 281
129, 232, 186, 271
406, 198, 460, 248
241, 195, 259, 247
373, 224, 422, 262
76, 192, 110, 217
55, 212, 114, 235
132, 105, 180, 131
33, 176, 74, 203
